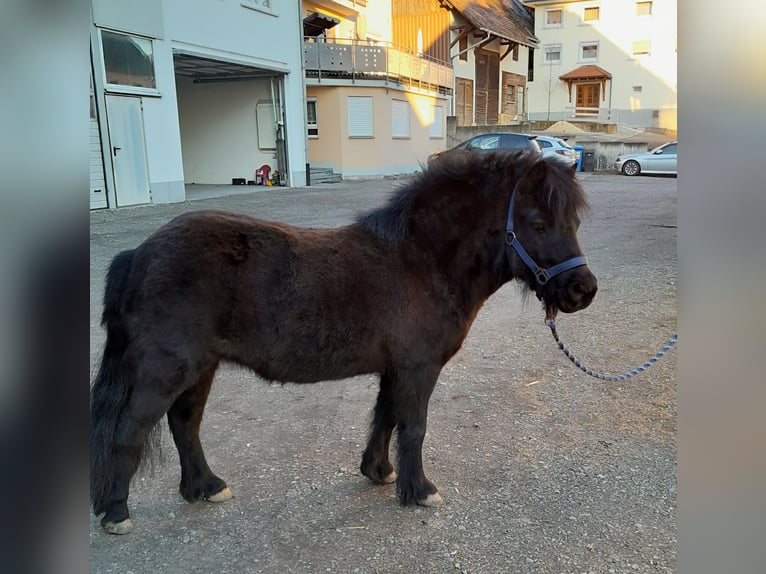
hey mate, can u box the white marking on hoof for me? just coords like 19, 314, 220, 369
417, 492, 443, 507
382, 471, 397, 484
103, 518, 133, 535
206, 486, 232, 502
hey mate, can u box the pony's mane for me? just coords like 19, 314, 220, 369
357, 151, 587, 242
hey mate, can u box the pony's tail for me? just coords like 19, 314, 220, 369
90, 249, 139, 516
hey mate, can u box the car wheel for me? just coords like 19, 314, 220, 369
622, 160, 641, 176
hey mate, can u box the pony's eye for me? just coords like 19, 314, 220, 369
534, 223, 546, 234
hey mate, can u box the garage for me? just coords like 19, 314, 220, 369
173, 51, 289, 188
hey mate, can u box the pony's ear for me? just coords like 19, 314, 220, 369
566, 160, 577, 176
521, 159, 548, 192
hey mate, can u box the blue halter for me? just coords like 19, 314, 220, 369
504, 186, 588, 293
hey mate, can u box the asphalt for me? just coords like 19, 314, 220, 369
89, 172, 677, 574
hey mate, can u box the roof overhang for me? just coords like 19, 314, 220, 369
173, 53, 283, 83
559, 65, 612, 102
303, 12, 340, 37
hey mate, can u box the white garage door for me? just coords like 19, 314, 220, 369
90, 89, 108, 209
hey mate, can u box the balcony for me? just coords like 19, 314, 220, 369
564, 106, 619, 123
303, 38, 453, 96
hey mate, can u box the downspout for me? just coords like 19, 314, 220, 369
451, 30, 492, 61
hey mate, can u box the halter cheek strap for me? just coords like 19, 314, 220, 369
504, 185, 588, 291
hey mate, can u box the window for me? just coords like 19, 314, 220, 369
459, 34, 468, 61
636, 1, 652, 16
632, 40, 651, 56
512, 43, 519, 61
633, 85, 643, 93
306, 98, 318, 138
580, 42, 599, 61
543, 45, 561, 65
583, 6, 600, 22
391, 99, 410, 138
545, 9, 562, 27
101, 30, 156, 91
429, 106, 444, 138
347, 96, 373, 138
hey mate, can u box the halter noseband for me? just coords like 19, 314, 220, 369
504, 182, 587, 298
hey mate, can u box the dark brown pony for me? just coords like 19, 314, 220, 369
90, 150, 597, 534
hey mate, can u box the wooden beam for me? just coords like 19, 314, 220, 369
499, 41, 518, 62
449, 25, 476, 49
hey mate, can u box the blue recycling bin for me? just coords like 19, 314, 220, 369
572, 145, 584, 172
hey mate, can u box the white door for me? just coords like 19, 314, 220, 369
106, 95, 151, 206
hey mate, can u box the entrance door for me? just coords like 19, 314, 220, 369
575, 83, 600, 116
106, 95, 151, 206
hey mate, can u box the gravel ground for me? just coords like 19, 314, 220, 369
89, 172, 677, 574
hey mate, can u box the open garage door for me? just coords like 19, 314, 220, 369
173, 51, 288, 187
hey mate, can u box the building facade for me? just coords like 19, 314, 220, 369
439, 0, 538, 128
90, 0, 308, 209
302, 0, 452, 179
523, 0, 677, 130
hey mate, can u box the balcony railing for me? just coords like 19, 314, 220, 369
564, 106, 619, 123
303, 37, 453, 95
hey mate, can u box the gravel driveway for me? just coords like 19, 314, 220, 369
89, 172, 677, 574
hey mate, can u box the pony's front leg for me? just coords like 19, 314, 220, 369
393, 365, 443, 507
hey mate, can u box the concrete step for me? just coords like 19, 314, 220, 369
309, 168, 342, 184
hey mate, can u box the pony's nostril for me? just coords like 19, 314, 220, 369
570, 281, 587, 297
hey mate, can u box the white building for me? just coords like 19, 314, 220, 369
523, 0, 677, 131
90, 0, 308, 209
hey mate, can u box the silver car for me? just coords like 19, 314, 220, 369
535, 135, 577, 164
614, 141, 677, 176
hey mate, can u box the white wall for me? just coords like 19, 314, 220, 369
527, 0, 677, 128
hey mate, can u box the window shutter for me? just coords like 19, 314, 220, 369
391, 99, 410, 138
347, 96, 373, 138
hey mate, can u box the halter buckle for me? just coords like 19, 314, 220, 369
535, 269, 549, 284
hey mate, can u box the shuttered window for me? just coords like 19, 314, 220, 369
429, 105, 444, 138
391, 99, 410, 138
347, 96, 373, 138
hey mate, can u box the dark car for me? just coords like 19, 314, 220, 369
429, 132, 541, 163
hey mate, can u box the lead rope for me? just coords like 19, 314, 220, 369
547, 320, 677, 381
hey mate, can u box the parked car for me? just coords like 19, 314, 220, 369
428, 132, 541, 163
534, 135, 577, 164
614, 142, 677, 176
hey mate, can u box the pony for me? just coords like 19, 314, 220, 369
90, 150, 597, 534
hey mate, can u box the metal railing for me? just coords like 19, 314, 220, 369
303, 37, 453, 95
564, 106, 619, 123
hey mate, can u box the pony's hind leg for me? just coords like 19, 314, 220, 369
93, 346, 202, 534
167, 361, 231, 503
360, 369, 398, 484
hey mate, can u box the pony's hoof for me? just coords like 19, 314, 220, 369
206, 486, 232, 502
102, 518, 133, 535
417, 492, 443, 507
382, 471, 398, 484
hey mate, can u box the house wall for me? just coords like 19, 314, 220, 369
449, 13, 533, 125
527, 0, 677, 130
307, 85, 448, 178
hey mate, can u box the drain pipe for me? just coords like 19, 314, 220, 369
451, 30, 492, 61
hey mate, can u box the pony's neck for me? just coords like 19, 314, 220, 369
407, 192, 511, 311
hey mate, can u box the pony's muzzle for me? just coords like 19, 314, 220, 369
563, 269, 598, 312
